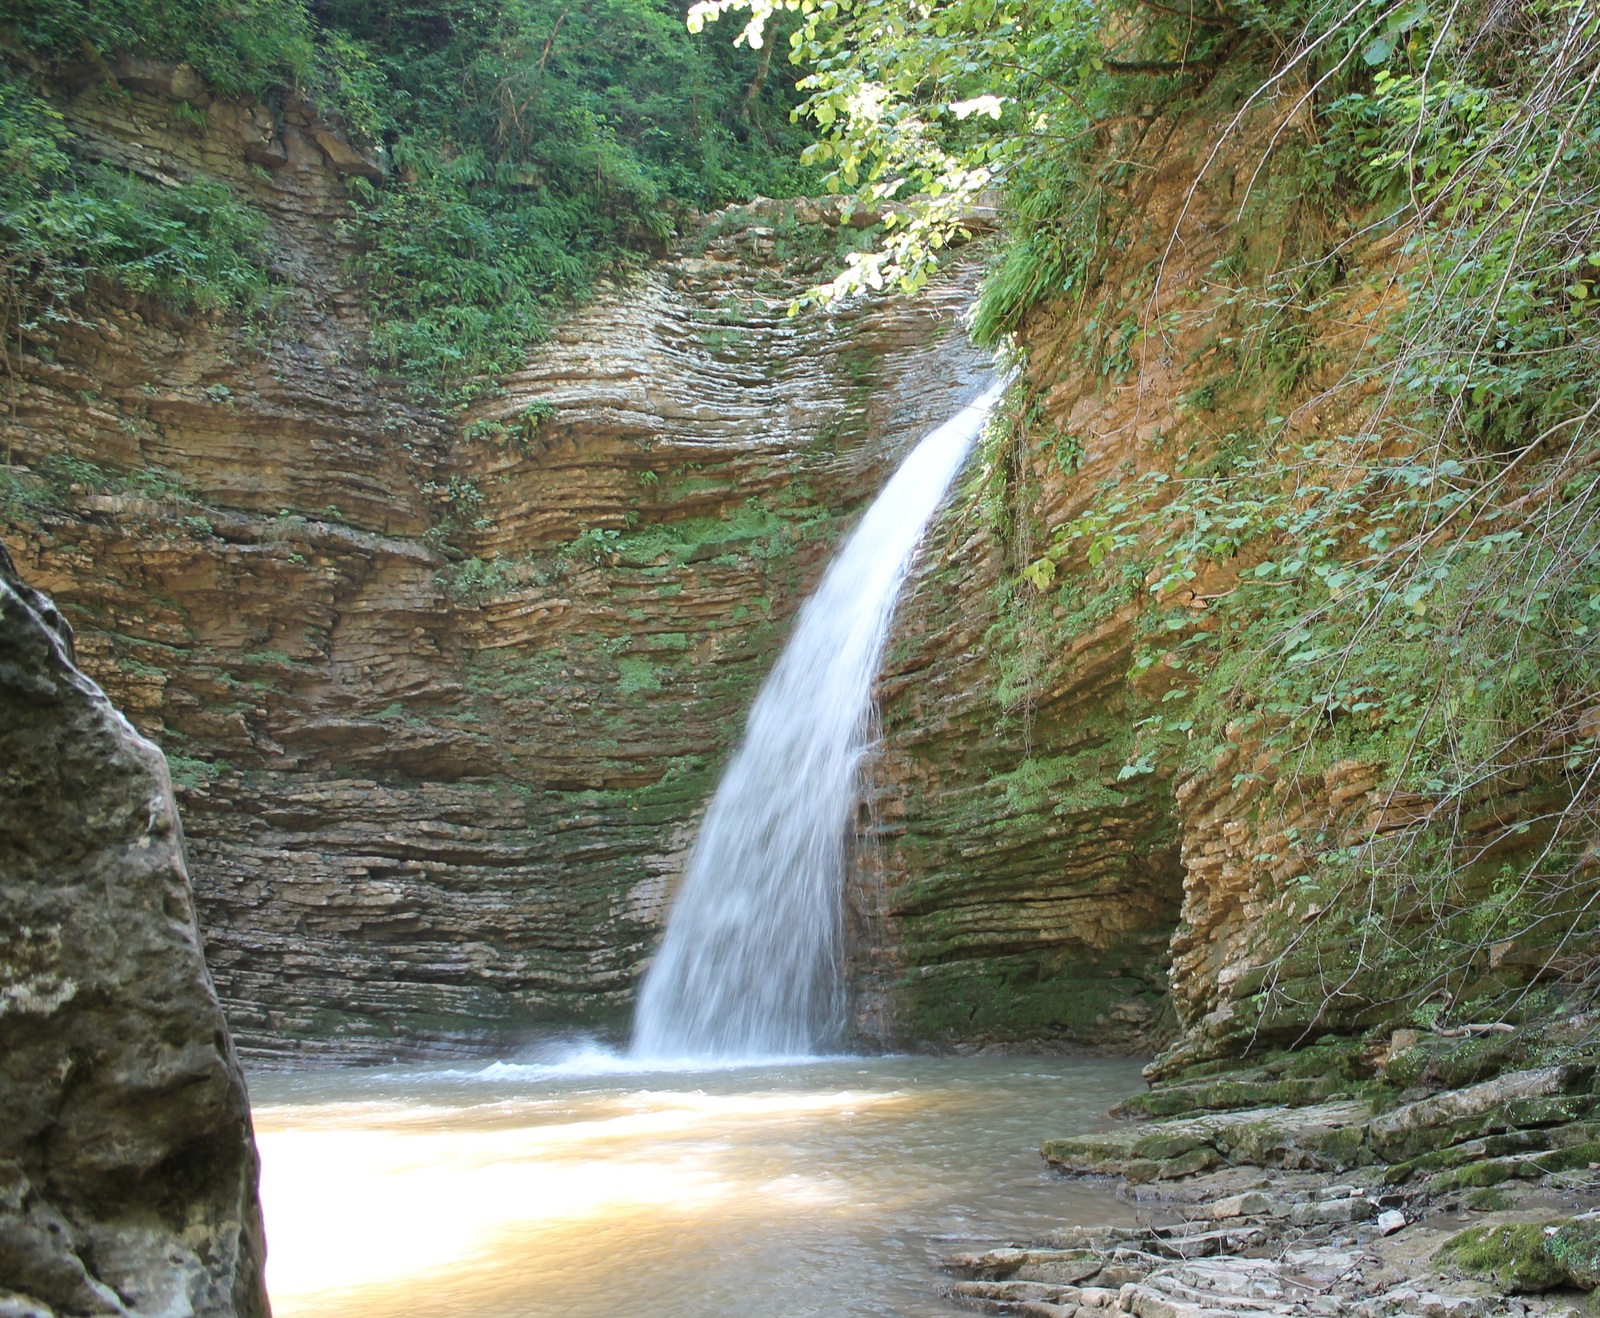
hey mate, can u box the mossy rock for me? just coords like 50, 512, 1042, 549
1130, 1130, 1212, 1161
1426, 1156, 1543, 1193
1223, 1112, 1372, 1171
1122, 1073, 1345, 1118
1409, 1130, 1549, 1174
1277, 1038, 1380, 1083
1385, 1034, 1537, 1092
1123, 1146, 1223, 1184
1533, 1141, 1600, 1174
1548, 1219, 1600, 1289
1437, 1218, 1600, 1292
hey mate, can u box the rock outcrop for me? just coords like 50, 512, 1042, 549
935, 1018, 1600, 1318
845, 112, 1285, 1053
9, 62, 1574, 1072
0, 544, 267, 1318
847, 89, 1590, 1061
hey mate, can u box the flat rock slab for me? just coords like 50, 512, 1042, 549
1042, 1102, 1376, 1179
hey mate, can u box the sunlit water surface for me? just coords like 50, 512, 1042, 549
251, 1050, 1145, 1318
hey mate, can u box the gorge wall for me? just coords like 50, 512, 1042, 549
850, 87, 1597, 1064
9, 59, 1584, 1075
850, 103, 1404, 1056
0, 62, 990, 1062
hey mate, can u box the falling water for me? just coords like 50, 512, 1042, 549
631, 380, 1004, 1061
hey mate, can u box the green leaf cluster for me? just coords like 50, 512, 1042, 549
7, 0, 318, 98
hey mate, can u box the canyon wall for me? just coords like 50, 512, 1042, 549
1, 64, 989, 1061
9, 65, 1571, 1072
851, 91, 1594, 1064
847, 114, 1275, 1056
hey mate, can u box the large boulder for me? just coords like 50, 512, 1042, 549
0, 542, 268, 1318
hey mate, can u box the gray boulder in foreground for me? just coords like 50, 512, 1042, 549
0, 543, 268, 1318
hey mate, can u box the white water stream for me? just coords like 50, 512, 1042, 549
632, 381, 1004, 1060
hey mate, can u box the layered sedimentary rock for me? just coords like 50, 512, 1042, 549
14, 63, 1542, 1071
1, 65, 990, 1058
848, 108, 1402, 1055
851, 80, 1592, 1064
846, 114, 1258, 1053
0, 545, 267, 1318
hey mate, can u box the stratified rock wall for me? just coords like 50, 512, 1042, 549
848, 108, 1370, 1055
851, 90, 1592, 1064
1, 69, 991, 1059
843, 115, 1245, 1054
0, 545, 268, 1318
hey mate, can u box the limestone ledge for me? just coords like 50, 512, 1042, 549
934, 1035, 1600, 1318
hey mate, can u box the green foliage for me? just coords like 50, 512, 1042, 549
557, 497, 823, 570
683, 0, 1246, 312
4, 0, 817, 402
446, 555, 523, 600
617, 656, 663, 694
0, 77, 273, 337
420, 473, 492, 547
319, 0, 817, 401
1436, 1220, 1583, 1292
465, 400, 558, 451
8, 0, 318, 98
792, 0, 1600, 1035
166, 753, 231, 790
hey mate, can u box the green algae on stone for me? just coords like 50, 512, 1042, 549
1548, 1219, 1600, 1289
1437, 1218, 1600, 1292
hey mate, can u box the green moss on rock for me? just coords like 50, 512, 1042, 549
1436, 1220, 1597, 1293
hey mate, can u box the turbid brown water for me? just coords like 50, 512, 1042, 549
251, 1051, 1145, 1318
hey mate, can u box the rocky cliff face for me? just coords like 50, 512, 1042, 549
0, 66, 990, 1060
844, 114, 1258, 1055
849, 92, 1592, 1065
845, 108, 1403, 1057
0, 543, 267, 1318
11, 64, 1565, 1074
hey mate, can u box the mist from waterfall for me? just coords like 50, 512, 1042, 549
630, 380, 1004, 1061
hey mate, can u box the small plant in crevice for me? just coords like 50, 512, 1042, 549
421, 474, 492, 550
464, 400, 559, 454
443, 555, 525, 601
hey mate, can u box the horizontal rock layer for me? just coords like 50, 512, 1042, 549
1, 75, 991, 1060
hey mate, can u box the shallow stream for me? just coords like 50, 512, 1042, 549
251, 1051, 1144, 1318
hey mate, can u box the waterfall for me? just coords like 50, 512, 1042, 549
631, 380, 1004, 1061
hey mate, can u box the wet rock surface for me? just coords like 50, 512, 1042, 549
940, 1174, 1600, 1318
934, 1023, 1600, 1318
0, 547, 267, 1317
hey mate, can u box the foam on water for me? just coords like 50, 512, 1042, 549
631, 381, 1003, 1061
